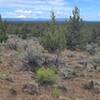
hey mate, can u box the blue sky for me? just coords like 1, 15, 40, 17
0, 0, 100, 21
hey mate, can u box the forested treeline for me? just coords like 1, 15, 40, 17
0, 7, 100, 51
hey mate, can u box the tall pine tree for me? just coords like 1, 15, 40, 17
66, 7, 82, 50
0, 15, 8, 43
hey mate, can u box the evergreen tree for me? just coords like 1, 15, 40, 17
0, 15, 8, 43
91, 28, 98, 43
41, 11, 66, 52
66, 7, 82, 50
50, 11, 57, 33
21, 24, 30, 39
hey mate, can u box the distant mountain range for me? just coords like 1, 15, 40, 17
3, 18, 100, 24
3, 18, 67, 23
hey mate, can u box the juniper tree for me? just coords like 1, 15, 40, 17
41, 11, 66, 52
0, 15, 8, 43
91, 28, 98, 43
66, 7, 82, 50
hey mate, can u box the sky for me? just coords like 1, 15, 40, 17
0, 0, 100, 21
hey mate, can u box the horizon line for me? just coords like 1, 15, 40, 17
2, 18, 100, 22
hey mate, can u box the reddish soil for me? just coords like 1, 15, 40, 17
0, 49, 99, 100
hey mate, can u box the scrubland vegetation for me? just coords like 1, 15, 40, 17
0, 7, 100, 100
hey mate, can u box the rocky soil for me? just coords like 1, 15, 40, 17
0, 35, 100, 100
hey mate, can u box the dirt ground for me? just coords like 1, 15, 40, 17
0, 48, 100, 100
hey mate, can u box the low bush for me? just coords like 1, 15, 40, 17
36, 67, 57, 84
5, 36, 18, 50
52, 87, 60, 98
0, 33, 8, 43
86, 43, 97, 55
24, 46, 45, 67
40, 11, 66, 52
41, 30, 66, 52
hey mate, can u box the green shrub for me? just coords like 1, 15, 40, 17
0, 33, 8, 43
41, 29, 66, 52
52, 87, 60, 98
36, 68, 57, 84
0, 15, 8, 43
41, 11, 66, 52
96, 36, 100, 46
86, 43, 97, 55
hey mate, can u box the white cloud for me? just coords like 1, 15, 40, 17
0, 0, 72, 18
15, 9, 32, 14
6, 9, 33, 18
17, 15, 27, 18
